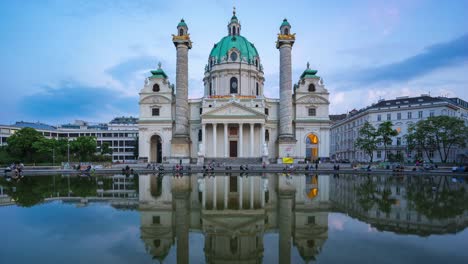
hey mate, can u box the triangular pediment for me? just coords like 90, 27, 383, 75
296, 95, 329, 104
202, 102, 266, 119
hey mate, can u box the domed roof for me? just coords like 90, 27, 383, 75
280, 18, 291, 28
177, 19, 187, 28
209, 35, 259, 63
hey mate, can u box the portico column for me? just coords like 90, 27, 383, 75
224, 123, 228, 157
213, 123, 217, 157
239, 124, 243, 157
250, 123, 254, 157
202, 123, 206, 153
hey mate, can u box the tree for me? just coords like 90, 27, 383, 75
406, 116, 467, 163
355, 122, 378, 162
406, 122, 437, 163
70, 136, 97, 161
377, 121, 398, 162
6, 127, 44, 162
101, 142, 113, 155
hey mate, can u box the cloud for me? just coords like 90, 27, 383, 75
106, 56, 164, 85
21, 81, 138, 123
354, 33, 468, 84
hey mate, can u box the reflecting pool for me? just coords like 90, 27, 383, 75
1, 173, 467, 263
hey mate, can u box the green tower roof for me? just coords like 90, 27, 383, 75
209, 35, 259, 63
281, 18, 291, 28
300, 62, 319, 79
177, 19, 187, 28
150, 63, 168, 79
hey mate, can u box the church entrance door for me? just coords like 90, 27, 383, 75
229, 141, 238, 157
150, 135, 162, 163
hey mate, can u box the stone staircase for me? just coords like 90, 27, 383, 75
205, 157, 262, 165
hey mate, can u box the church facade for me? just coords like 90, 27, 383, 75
138, 10, 331, 164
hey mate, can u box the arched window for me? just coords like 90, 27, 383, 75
229, 27, 231, 35
284, 28, 289, 35
232, 26, 236, 35
256, 83, 259, 96
230, 52, 238, 61
308, 84, 315, 92
153, 83, 160, 92
255, 59, 258, 67
265, 129, 269, 141
179, 28, 184, 36
230, 77, 238, 94
198, 130, 202, 141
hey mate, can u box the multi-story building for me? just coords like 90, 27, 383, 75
0, 117, 138, 162
330, 95, 468, 163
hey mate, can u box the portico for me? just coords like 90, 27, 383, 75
201, 121, 265, 158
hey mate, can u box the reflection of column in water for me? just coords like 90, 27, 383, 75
278, 185, 296, 264
172, 177, 191, 264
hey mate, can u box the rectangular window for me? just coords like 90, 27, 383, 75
418, 111, 423, 118
308, 108, 316, 116
377, 151, 382, 159
308, 216, 316, 224
152, 216, 160, 224
429, 111, 435, 117
397, 113, 401, 120
377, 114, 381, 121
407, 112, 412, 119
199, 108, 202, 115
152, 108, 160, 116
265, 108, 269, 115
429, 150, 434, 158
396, 137, 401, 146
387, 113, 391, 120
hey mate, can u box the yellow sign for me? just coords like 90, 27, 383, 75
282, 157, 294, 164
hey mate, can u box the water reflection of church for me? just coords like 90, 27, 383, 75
138, 173, 331, 263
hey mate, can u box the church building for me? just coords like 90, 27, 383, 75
138, 10, 331, 164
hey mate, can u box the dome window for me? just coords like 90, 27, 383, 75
179, 28, 184, 36
284, 28, 289, 35
153, 83, 160, 92
230, 52, 238, 62
230, 77, 238, 94
308, 84, 315, 92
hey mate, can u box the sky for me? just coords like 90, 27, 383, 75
0, 0, 467, 125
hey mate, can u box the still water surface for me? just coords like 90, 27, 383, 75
1, 173, 467, 263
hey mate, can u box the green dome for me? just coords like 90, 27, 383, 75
281, 18, 290, 28
209, 35, 259, 64
177, 19, 187, 27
